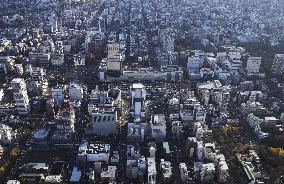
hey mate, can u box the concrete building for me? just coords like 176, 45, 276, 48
246, 56, 262, 75
160, 159, 172, 182
87, 87, 121, 119
215, 154, 229, 183
240, 102, 268, 116
11, 78, 30, 114
150, 114, 167, 143
126, 145, 143, 179
187, 57, 204, 71
29, 52, 51, 65
127, 122, 147, 144
69, 83, 83, 102
55, 99, 75, 131
101, 166, 117, 182
107, 42, 123, 71
51, 99, 75, 143
51, 86, 65, 106
0, 89, 4, 102
87, 87, 122, 141
98, 62, 107, 82
0, 124, 12, 144
86, 108, 118, 136
272, 54, 284, 76
7, 180, 21, 184
228, 52, 242, 74
247, 113, 263, 128
172, 121, 183, 139
131, 84, 146, 119
78, 142, 110, 163
187, 57, 203, 79
147, 157, 157, 184
26, 79, 49, 96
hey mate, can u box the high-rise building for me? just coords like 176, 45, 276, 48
131, 84, 146, 119
11, 78, 30, 115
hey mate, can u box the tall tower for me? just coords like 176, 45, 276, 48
131, 84, 146, 118
11, 78, 30, 115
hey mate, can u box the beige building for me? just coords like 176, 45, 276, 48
107, 42, 123, 71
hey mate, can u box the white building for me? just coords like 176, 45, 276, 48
272, 54, 284, 76
78, 142, 110, 163
0, 89, 4, 102
11, 78, 30, 114
147, 158, 157, 184
69, 83, 83, 102
0, 124, 12, 144
246, 57, 262, 75
107, 42, 123, 71
150, 114, 166, 142
7, 180, 21, 184
228, 52, 242, 74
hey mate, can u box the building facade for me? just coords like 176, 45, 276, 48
11, 78, 30, 114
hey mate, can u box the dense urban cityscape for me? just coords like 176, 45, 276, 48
1, 0, 284, 183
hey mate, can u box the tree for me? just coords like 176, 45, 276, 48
10, 147, 20, 158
